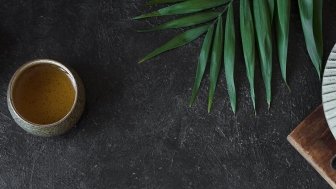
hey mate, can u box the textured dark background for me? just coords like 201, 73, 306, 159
0, 0, 335, 188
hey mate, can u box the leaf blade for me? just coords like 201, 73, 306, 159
138, 11, 220, 32
275, 0, 290, 85
240, 0, 256, 111
189, 25, 215, 106
268, 0, 275, 20
313, 0, 323, 60
147, 0, 185, 5
134, 0, 230, 20
224, 4, 236, 113
139, 24, 210, 63
208, 16, 224, 112
298, 0, 323, 78
253, 0, 273, 107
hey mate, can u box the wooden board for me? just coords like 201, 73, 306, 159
288, 105, 336, 188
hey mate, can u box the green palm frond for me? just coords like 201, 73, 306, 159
189, 25, 214, 106
298, 0, 323, 79
137, 11, 220, 32
208, 15, 224, 113
135, 0, 323, 113
138, 24, 209, 63
134, 0, 229, 19
275, 0, 291, 87
147, 0, 185, 5
240, 0, 256, 111
253, 0, 273, 108
223, 4, 236, 113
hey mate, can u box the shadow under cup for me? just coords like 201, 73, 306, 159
7, 59, 85, 137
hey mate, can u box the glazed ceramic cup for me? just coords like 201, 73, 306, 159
7, 59, 85, 137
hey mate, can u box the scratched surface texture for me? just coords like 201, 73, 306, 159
0, 0, 335, 189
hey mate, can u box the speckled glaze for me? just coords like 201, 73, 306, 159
322, 44, 336, 139
7, 59, 85, 137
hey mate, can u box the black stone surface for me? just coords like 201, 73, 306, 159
0, 0, 335, 188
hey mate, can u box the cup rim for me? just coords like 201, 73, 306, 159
8, 59, 78, 127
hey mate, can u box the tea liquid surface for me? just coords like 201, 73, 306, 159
13, 64, 75, 124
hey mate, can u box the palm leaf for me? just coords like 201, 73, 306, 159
298, 0, 323, 78
139, 24, 209, 63
208, 15, 223, 112
138, 11, 220, 32
136, 0, 323, 113
190, 25, 215, 106
224, 4, 236, 113
313, 0, 323, 63
240, 0, 256, 111
253, 0, 273, 107
147, 0, 185, 5
134, 0, 229, 20
268, 0, 275, 20
275, 0, 290, 86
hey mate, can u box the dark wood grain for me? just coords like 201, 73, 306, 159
288, 105, 336, 188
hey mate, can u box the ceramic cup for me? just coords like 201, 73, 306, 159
7, 59, 85, 137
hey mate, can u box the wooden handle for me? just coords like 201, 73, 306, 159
288, 105, 336, 188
